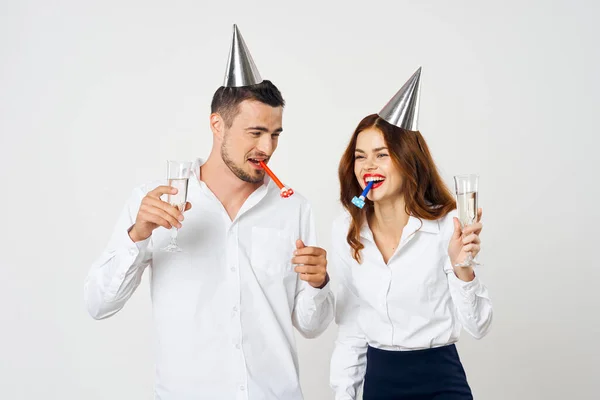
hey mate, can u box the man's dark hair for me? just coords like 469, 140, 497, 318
210, 80, 285, 128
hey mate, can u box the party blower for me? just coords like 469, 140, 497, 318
258, 161, 294, 198
351, 181, 374, 209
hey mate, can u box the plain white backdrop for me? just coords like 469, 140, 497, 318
1, 0, 599, 399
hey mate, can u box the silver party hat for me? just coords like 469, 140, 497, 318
378, 67, 421, 131
222, 24, 263, 88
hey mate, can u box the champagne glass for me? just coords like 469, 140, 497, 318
161, 160, 192, 252
454, 174, 481, 267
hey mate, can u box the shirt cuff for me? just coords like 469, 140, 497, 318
303, 280, 332, 304
105, 228, 151, 298
124, 225, 151, 257
448, 271, 480, 289
447, 272, 482, 304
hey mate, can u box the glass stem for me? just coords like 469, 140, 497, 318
169, 227, 178, 246
465, 252, 474, 264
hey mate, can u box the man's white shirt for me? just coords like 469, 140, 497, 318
84, 159, 334, 400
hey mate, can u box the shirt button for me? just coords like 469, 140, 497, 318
239, 385, 245, 391
236, 344, 241, 349
233, 306, 238, 312
230, 266, 236, 272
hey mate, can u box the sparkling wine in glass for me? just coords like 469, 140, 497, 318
162, 160, 192, 252
454, 174, 481, 267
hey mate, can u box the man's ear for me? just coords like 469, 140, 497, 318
210, 113, 225, 140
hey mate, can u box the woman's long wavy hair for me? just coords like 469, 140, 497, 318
339, 114, 456, 263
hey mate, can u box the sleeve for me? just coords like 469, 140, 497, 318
329, 228, 368, 400
442, 212, 493, 339
292, 202, 335, 338
83, 186, 153, 320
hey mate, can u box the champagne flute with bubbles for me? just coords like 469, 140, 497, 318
454, 174, 481, 267
162, 160, 192, 252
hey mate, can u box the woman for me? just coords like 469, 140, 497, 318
330, 68, 493, 400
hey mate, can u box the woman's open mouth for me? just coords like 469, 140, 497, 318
364, 174, 385, 189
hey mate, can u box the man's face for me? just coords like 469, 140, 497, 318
221, 100, 283, 183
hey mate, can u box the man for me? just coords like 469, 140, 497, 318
84, 25, 334, 399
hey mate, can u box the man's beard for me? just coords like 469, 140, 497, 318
221, 138, 264, 184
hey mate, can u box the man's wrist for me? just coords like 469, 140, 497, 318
128, 224, 143, 243
315, 273, 330, 289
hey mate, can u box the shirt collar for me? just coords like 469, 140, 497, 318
419, 218, 440, 234
191, 158, 274, 221
359, 214, 440, 241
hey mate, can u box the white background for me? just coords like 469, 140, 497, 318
1, 0, 599, 399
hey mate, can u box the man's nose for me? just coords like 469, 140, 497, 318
256, 134, 274, 155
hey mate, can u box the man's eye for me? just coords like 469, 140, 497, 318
271, 133, 280, 138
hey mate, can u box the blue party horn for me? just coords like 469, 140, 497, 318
351, 181, 374, 209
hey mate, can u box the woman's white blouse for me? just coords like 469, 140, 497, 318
329, 210, 493, 399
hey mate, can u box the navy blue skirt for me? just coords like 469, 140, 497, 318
363, 344, 473, 400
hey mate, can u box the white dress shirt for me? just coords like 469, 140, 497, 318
84, 158, 334, 400
329, 210, 493, 400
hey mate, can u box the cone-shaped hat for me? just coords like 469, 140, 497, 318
378, 67, 421, 131
222, 24, 263, 87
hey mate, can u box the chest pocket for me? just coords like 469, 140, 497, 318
250, 227, 294, 277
